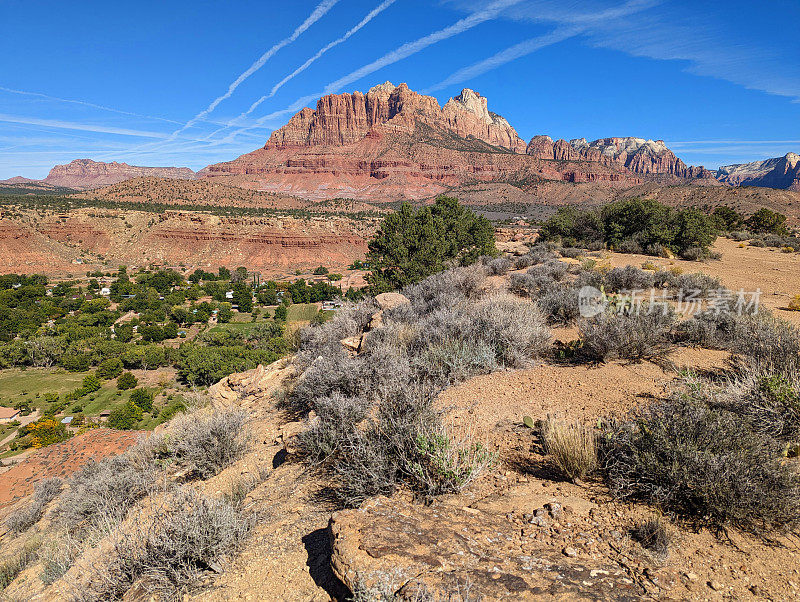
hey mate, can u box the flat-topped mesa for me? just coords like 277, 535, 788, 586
44, 159, 196, 188
264, 83, 526, 152
717, 152, 800, 191
526, 135, 713, 179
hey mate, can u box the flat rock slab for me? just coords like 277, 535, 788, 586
330, 496, 642, 600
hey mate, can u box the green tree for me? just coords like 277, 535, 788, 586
129, 388, 154, 412
711, 206, 744, 232
97, 357, 123, 379
274, 304, 288, 322
746, 208, 788, 235
366, 197, 496, 292
671, 208, 718, 254
232, 283, 253, 313
82, 373, 102, 393
217, 302, 233, 323
117, 371, 138, 390
107, 401, 143, 430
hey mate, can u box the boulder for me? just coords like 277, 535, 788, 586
329, 496, 639, 600
374, 292, 410, 311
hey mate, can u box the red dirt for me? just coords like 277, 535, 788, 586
0, 428, 143, 507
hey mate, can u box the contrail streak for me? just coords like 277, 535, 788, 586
0, 86, 182, 124
168, 0, 340, 140
322, 0, 525, 94
424, 27, 580, 93
0, 114, 168, 138
228, 0, 397, 129
221, 0, 524, 143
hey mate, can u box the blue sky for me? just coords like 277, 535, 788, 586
1, 0, 798, 179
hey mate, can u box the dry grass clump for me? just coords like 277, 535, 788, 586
632, 516, 671, 557
5, 477, 62, 534
541, 417, 598, 482
0, 540, 40, 589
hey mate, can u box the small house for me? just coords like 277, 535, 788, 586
0, 407, 20, 423
61, 416, 74, 425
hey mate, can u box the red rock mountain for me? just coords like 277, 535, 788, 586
263, 83, 526, 153
526, 136, 714, 180
201, 82, 778, 202
44, 159, 196, 189
716, 153, 800, 191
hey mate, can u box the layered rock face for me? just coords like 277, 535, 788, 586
526, 135, 714, 179
44, 159, 196, 189
264, 82, 525, 152
716, 153, 800, 191
201, 83, 637, 201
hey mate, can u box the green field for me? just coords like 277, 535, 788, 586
0, 367, 156, 420
0, 368, 84, 404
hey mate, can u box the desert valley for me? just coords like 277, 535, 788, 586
2, 2, 800, 599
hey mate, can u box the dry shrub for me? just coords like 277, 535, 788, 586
293, 268, 551, 506
674, 272, 724, 298
579, 308, 676, 361
5, 477, 62, 533
72, 489, 253, 601
717, 368, 800, 441
603, 265, 655, 292
468, 293, 551, 368
541, 417, 598, 482
731, 313, 800, 374
602, 396, 800, 532
298, 393, 370, 462
168, 408, 250, 479
538, 287, 580, 325
513, 246, 557, 269
485, 256, 511, 275
59, 407, 248, 531
402, 264, 487, 314
58, 454, 163, 530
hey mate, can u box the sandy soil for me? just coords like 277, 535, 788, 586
603, 237, 800, 325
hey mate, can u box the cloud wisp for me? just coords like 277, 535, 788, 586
425, 26, 580, 93
0, 114, 169, 139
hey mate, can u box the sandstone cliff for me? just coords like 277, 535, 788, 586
716, 152, 800, 191
263, 82, 525, 153
44, 159, 196, 189
526, 135, 715, 180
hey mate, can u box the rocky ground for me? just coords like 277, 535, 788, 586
2, 243, 800, 600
